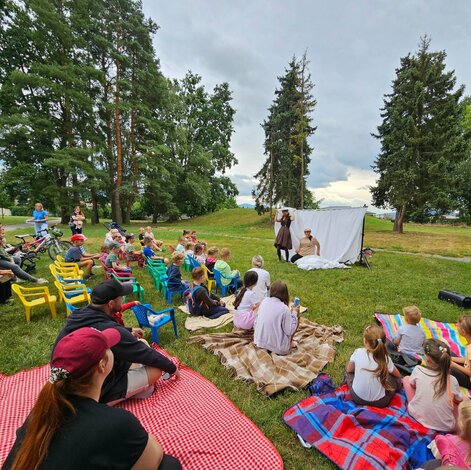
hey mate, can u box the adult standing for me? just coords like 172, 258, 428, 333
53, 279, 179, 404
69, 206, 86, 235
3, 327, 181, 470
248, 255, 271, 303
290, 228, 321, 263
274, 208, 295, 262
27, 202, 48, 237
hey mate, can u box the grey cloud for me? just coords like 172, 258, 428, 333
145, 0, 471, 196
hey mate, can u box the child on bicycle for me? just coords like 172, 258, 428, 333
65, 234, 100, 280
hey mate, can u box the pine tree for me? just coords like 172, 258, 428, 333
253, 54, 317, 214
371, 37, 467, 232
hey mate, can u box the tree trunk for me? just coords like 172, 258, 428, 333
393, 204, 407, 233
152, 212, 158, 223
91, 189, 99, 225
113, 56, 123, 224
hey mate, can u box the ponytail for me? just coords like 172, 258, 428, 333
233, 287, 247, 310
233, 271, 258, 310
10, 361, 101, 470
363, 325, 392, 391
423, 339, 451, 399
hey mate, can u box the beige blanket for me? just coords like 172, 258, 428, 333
188, 318, 343, 396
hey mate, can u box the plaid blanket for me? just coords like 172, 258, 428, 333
283, 385, 436, 470
188, 318, 343, 395
0, 347, 283, 470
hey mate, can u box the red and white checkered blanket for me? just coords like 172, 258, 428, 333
0, 348, 283, 470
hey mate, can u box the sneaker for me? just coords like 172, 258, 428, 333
36, 278, 49, 285
92, 265, 102, 270
15, 278, 25, 284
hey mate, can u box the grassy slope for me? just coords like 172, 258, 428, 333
1, 209, 470, 470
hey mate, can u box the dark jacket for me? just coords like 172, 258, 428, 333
53, 305, 177, 403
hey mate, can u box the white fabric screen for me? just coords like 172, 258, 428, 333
274, 207, 367, 264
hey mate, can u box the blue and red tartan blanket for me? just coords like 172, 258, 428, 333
283, 385, 436, 469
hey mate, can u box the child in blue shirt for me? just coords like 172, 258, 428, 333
166, 252, 189, 291
142, 237, 168, 264
27, 202, 48, 236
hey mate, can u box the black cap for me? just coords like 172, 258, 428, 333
91, 279, 133, 305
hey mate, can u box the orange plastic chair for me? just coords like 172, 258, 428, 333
11, 284, 57, 322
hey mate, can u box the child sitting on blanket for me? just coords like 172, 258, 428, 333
420, 401, 471, 469
392, 306, 426, 356
233, 271, 259, 330
186, 267, 229, 319
451, 315, 471, 390
345, 325, 402, 408
403, 339, 463, 432
254, 281, 300, 355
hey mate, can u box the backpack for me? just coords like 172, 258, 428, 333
185, 285, 204, 316
308, 373, 336, 396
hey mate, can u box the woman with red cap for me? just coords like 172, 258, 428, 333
3, 327, 181, 470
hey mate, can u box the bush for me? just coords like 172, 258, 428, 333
10, 205, 31, 216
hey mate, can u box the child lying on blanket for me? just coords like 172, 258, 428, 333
403, 339, 463, 432
345, 324, 402, 408
233, 270, 259, 330
451, 315, 471, 390
419, 401, 471, 469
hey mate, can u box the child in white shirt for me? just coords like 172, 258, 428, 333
233, 271, 259, 330
345, 324, 402, 407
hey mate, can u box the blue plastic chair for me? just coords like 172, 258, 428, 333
65, 302, 79, 316
130, 304, 178, 344
187, 256, 201, 270
162, 278, 187, 305
213, 269, 239, 296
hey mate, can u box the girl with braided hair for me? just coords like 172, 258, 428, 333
345, 324, 402, 407
403, 338, 463, 432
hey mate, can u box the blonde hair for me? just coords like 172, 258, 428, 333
172, 252, 184, 263
403, 306, 421, 324
252, 255, 264, 268
459, 401, 471, 465
220, 248, 230, 258
458, 315, 471, 336
207, 247, 219, 257
363, 325, 392, 391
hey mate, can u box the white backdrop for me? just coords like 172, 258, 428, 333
274, 207, 367, 264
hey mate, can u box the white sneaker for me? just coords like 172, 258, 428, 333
15, 278, 26, 284
36, 278, 49, 284
92, 265, 102, 270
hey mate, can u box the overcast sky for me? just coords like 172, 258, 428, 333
142, 1, 471, 210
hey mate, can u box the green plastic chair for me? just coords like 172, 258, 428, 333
111, 273, 145, 302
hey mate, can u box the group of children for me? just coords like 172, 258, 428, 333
344, 307, 471, 469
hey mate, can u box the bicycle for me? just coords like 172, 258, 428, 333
14, 225, 73, 261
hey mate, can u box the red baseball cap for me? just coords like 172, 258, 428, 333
70, 234, 87, 242
51, 327, 121, 379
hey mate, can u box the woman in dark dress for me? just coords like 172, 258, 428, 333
274, 209, 295, 262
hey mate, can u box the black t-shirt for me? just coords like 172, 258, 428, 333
2, 396, 148, 470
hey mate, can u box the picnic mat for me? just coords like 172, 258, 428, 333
188, 318, 343, 395
0, 347, 283, 470
375, 311, 466, 357
283, 385, 436, 470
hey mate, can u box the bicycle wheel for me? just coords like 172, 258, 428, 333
48, 240, 72, 260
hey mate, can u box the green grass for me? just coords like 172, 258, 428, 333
1, 209, 471, 469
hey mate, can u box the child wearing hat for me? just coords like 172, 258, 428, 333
3, 326, 182, 470
65, 234, 100, 280
105, 242, 132, 275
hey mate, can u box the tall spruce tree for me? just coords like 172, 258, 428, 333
253, 54, 317, 214
371, 37, 468, 232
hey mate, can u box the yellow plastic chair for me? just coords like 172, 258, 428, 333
11, 284, 57, 322
201, 264, 215, 292
49, 264, 84, 281
54, 281, 90, 310
54, 259, 83, 277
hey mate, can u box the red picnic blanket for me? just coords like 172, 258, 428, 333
0, 348, 283, 470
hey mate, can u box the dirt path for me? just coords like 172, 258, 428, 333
2, 220, 61, 232
374, 248, 471, 263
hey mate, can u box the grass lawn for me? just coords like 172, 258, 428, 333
1, 209, 470, 469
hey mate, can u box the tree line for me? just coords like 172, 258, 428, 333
0, 0, 238, 224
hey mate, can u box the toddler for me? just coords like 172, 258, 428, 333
393, 306, 426, 355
